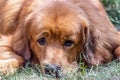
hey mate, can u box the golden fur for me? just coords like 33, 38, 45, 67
0, 0, 120, 74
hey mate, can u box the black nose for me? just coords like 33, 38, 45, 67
44, 64, 61, 78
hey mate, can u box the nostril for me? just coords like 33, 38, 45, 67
44, 64, 61, 78
44, 65, 51, 75
55, 65, 61, 71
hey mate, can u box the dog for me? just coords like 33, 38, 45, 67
0, 0, 120, 77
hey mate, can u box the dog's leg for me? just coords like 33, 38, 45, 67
0, 35, 24, 74
0, 50, 24, 74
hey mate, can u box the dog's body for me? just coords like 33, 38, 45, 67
0, 0, 120, 75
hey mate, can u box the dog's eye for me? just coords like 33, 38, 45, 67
64, 40, 74, 47
37, 38, 46, 45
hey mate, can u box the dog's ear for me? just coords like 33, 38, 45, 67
23, 18, 33, 61
23, 44, 32, 61
81, 25, 97, 65
83, 26, 96, 53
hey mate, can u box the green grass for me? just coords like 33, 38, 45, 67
101, 0, 120, 25
1, 60, 120, 80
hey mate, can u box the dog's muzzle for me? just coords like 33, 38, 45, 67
44, 64, 62, 78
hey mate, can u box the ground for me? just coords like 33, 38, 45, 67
0, 60, 120, 80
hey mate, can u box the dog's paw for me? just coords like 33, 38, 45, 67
0, 59, 19, 75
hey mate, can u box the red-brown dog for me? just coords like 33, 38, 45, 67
0, 0, 120, 76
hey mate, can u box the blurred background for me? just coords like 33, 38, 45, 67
101, 0, 120, 30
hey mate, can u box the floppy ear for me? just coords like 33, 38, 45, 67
12, 21, 32, 62
81, 25, 97, 65
23, 17, 39, 63
23, 37, 32, 61
23, 18, 33, 61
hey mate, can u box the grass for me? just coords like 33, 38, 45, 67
1, 60, 120, 80
101, 0, 120, 25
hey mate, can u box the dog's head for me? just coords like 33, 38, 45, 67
25, 0, 90, 77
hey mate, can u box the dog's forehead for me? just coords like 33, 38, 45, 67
27, 0, 89, 39
31, 14, 81, 41
32, 2, 82, 32
33, 14, 80, 38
